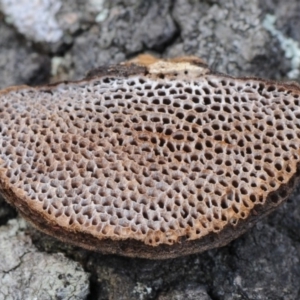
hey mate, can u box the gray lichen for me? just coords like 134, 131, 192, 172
0, 218, 90, 300
263, 14, 300, 79
0, 0, 63, 43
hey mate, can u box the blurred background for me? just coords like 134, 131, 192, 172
0, 1, 300, 299
1, 0, 299, 88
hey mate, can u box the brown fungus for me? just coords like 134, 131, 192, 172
0, 55, 300, 259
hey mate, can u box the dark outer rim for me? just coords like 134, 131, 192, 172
0, 60, 300, 259
0, 163, 298, 259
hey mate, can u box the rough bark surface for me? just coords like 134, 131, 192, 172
0, 0, 300, 299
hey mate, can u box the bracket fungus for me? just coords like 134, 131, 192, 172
0, 55, 300, 259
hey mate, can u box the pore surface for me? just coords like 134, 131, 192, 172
0, 70, 299, 248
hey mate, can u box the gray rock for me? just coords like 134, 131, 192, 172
210, 222, 300, 299
157, 283, 211, 300
0, 218, 90, 300
0, 0, 64, 43
0, 20, 50, 89
71, 0, 177, 79
169, 0, 290, 79
0, 0, 110, 51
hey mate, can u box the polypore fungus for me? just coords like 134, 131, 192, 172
0, 55, 299, 259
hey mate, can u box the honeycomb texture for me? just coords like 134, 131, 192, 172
0, 56, 300, 249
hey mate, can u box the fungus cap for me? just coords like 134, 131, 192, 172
0, 55, 299, 259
